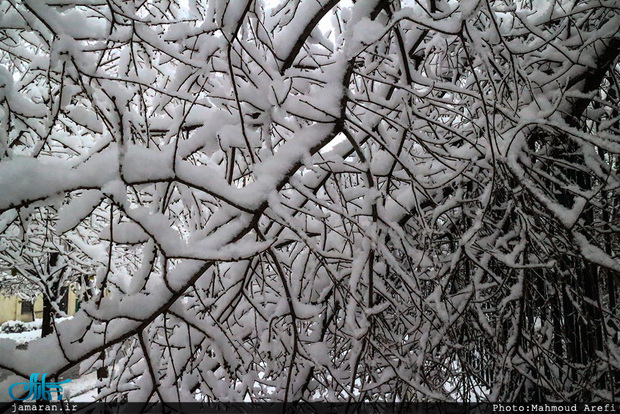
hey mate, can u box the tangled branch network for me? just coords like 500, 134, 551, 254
0, 0, 619, 403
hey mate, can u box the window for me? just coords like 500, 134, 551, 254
20, 300, 33, 317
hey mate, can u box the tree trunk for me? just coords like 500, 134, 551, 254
41, 296, 53, 338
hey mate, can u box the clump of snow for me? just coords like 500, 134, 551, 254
0, 320, 33, 334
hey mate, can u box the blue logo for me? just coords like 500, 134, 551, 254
8, 373, 71, 401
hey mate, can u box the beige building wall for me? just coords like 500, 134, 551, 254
0, 291, 78, 325
0, 295, 21, 325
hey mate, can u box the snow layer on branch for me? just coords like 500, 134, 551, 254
0, 155, 115, 213
56, 190, 104, 234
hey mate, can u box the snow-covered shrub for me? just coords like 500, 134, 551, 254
0, 320, 28, 334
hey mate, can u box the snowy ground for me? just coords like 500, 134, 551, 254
0, 325, 41, 344
0, 318, 98, 402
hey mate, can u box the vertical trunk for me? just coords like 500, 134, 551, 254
551, 279, 563, 378
41, 252, 62, 338
41, 296, 53, 338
